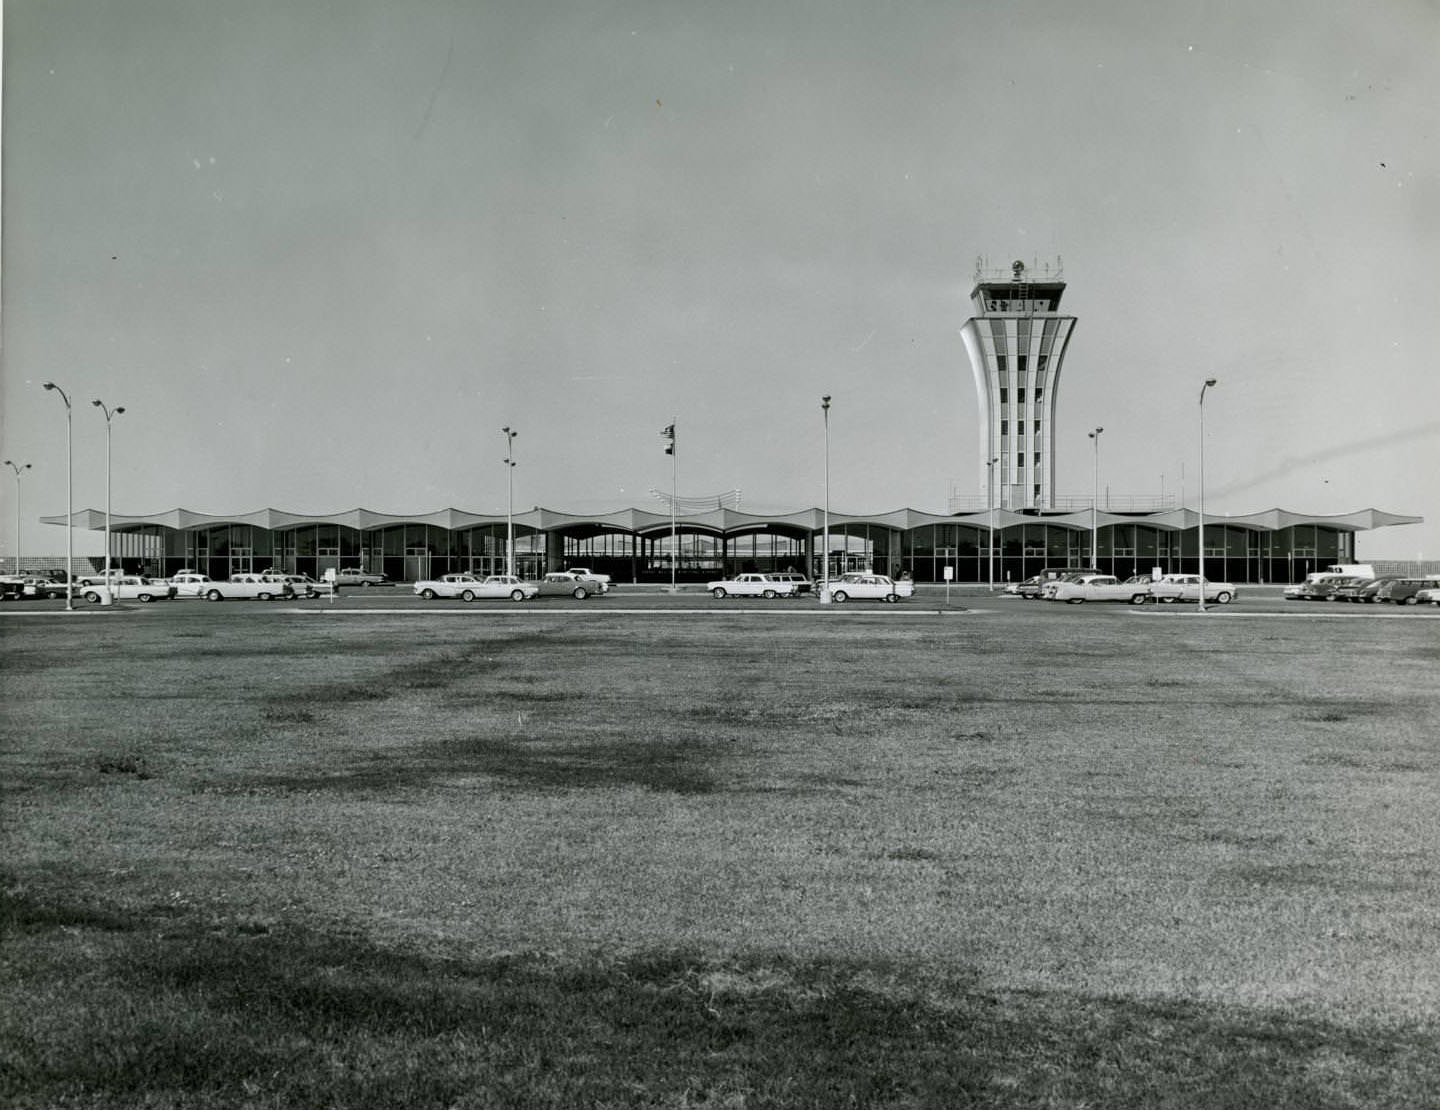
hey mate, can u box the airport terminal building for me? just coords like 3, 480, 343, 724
35, 262, 1423, 584
41, 504, 1420, 586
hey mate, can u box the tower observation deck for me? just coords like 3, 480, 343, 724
959, 257, 1076, 511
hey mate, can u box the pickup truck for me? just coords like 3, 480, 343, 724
196, 573, 296, 601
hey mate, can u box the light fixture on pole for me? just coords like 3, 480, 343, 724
986, 456, 998, 589
4, 460, 32, 576
1198, 379, 1217, 613
820, 395, 832, 604
93, 400, 126, 604
661, 422, 676, 592
42, 382, 74, 611
1088, 426, 1104, 570
501, 426, 517, 578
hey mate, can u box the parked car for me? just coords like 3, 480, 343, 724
261, 572, 324, 598
1008, 567, 1101, 599
1331, 576, 1400, 603
414, 573, 487, 600
531, 571, 607, 599
195, 574, 296, 601
413, 574, 537, 601
1377, 576, 1440, 605
1006, 575, 1046, 599
13, 576, 71, 599
828, 573, 915, 603
1412, 586, 1440, 607
168, 572, 215, 598
79, 576, 178, 603
335, 567, 391, 587
1042, 574, 1153, 604
1148, 574, 1236, 604
707, 573, 801, 599
769, 572, 813, 594
565, 567, 612, 587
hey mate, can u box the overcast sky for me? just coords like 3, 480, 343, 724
3, 0, 1437, 558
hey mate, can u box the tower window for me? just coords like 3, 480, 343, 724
1035, 387, 1044, 402
1017, 388, 1026, 403
1017, 423, 1025, 437
999, 387, 1008, 403
1000, 419, 1008, 435
1016, 455, 1025, 469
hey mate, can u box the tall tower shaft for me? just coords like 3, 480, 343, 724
959, 258, 1076, 510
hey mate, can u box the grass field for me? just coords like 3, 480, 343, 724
3, 609, 1438, 1107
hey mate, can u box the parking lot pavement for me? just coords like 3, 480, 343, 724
4, 584, 1438, 618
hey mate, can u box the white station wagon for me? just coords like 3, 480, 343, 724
706, 573, 801, 599
413, 574, 538, 601
1149, 574, 1237, 604
827, 573, 915, 603
1042, 574, 1153, 604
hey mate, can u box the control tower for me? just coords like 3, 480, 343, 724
959, 258, 1076, 510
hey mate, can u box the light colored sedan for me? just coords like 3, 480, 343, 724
413, 573, 537, 601
1043, 574, 1152, 604
828, 573, 914, 603
80, 576, 177, 603
532, 572, 607, 599
707, 573, 800, 599
1148, 574, 1236, 604
1412, 587, 1440, 607
169, 571, 216, 598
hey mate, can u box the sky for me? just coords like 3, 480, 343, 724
3, 0, 1438, 559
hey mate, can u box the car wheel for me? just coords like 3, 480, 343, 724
258, 592, 272, 601
1128, 594, 1148, 605
762, 589, 777, 599
885, 593, 899, 603
305, 589, 316, 598
138, 593, 154, 603
462, 590, 476, 602
1067, 597, 1085, 604
83, 591, 100, 603
1403, 595, 1418, 606
206, 589, 223, 602
712, 587, 727, 599
421, 588, 436, 599
832, 590, 848, 603
1215, 591, 1233, 604
508, 589, 524, 601
362, 580, 373, 587
573, 587, 589, 599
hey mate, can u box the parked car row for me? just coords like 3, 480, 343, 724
1283, 572, 1440, 604
1037, 573, 1237, 605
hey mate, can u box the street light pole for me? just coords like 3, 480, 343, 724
986, 456, 998, 589
1198, 378, 1217, 613
820, 395, 832, 604
1089, 426, 1104, 570
93, 400, 126, 603
502, 426, 517, 577
42, 382, 74, 611
4, 460, 32, 576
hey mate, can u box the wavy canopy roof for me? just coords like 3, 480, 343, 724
40, 506, 1424, 535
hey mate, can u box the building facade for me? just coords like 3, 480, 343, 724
959, 258, 1077, 510
41, 505, 1421, 586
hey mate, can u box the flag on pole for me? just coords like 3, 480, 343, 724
661, 424, 675, 455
